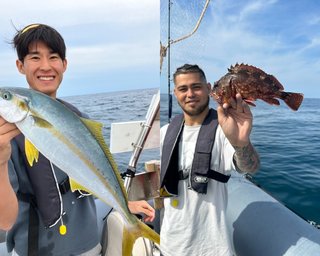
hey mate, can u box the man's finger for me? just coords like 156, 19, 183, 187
235, 93, 244, 112
243, 101, 251, 114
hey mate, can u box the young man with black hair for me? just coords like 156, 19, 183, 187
0, 23, 155, 256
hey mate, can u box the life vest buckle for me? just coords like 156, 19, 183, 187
193, 176, 208, 184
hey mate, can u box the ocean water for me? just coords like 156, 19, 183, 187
64, 89, 320, 225
63, 88, 159, 174
160, 94, 320, 225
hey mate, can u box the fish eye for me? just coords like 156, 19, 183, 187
2, 92, 12, 100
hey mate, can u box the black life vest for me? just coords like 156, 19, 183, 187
160, 108, 230, 195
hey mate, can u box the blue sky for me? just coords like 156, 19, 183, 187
0, 0, 159, 97
1, 1, 319, 98
160, 0, 320, 98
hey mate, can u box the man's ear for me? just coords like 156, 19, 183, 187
16, 59, 25, 74
62, 58, 68, 72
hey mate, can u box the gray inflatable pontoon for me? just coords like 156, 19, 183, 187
1, 172, 319, 256
227, 172, 320, 256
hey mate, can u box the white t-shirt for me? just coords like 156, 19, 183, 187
160, 123, 235, 256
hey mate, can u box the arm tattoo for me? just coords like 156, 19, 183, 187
233, 142, 260, 174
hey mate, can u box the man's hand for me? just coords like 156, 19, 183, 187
0, 117, 20, 230
216, 94, 260, 173
0, 117, 20, 166
128, 200, 155, 222
216, 93, 253, 148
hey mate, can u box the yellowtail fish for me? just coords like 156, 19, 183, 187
0, 87, 159, 256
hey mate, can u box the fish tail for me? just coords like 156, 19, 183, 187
122, 220, 160, 256
280, 92, 304, 111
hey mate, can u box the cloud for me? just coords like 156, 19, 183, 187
238, 0, 278, 21
308, 16, 320, 26
160, 0, 320, 98
0, 0, 159, 95
1, 0, 158, 28
67, 41, 158, 75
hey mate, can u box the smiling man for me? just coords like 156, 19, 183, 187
0, 23, 155, 256
15, 40, 66, 97
159, 64, 260, 256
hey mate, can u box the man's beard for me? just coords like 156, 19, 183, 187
178, 96, 209, 116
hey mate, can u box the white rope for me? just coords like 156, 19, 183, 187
171, 0, 211, 45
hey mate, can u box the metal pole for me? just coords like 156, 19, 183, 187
167, 0, 172, 123
124, 92, 160, 192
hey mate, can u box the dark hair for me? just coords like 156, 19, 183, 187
12, 24, 66, 61
173, 64, 207, 84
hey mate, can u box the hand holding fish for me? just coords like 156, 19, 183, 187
215, 93, 260, 173
216, 93, 252, 148
128, 200, 155, 222
0, 117, 20, 166
0, 116, 19, 231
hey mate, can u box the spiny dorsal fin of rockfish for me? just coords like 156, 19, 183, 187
79, 117, 128, 199
24, 115, 53, 166
25, 139, 39, 167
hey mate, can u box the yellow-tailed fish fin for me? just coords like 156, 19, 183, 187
25, 139, 39, 167
24, 116, 52, 166
80, 118, 127, 198
122, 220, 160, 256
159, 187, 174, 197
69, 178, 92, 194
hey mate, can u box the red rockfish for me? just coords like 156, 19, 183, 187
211, 63, 304, 111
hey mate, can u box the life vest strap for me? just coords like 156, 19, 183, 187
177, 169, 230, 183
17, 192, 38, 256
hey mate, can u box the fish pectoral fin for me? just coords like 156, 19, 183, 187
25, 139, 39, 167
69, 178, 92, 195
